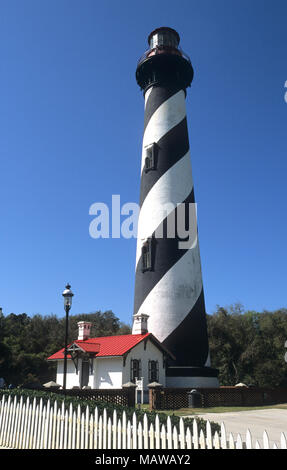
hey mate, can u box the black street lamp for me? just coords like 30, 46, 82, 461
62, 283, 74, 391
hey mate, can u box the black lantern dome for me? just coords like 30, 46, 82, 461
136, 27, 194, 92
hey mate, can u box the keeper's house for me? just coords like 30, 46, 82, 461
47, 315, 174, 391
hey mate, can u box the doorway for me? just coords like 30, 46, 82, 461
80, 360, 90, 388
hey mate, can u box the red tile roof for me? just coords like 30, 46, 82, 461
47, 333, 151, 360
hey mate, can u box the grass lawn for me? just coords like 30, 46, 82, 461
138, 403, 287, 416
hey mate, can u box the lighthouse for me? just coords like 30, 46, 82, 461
132, 27, 219, 387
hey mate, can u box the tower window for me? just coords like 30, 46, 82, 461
144, 143, 157, 172
148, 360, 159, 382
141, 238, 153, 272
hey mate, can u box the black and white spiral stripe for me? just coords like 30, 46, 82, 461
133, 85, 211, 372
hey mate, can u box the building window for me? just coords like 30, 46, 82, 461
131, 359, 141, 383
148, 360, 159, 382
142, 238, 153, 272
144, 143, 157, 172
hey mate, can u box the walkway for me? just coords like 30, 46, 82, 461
194, 408, 287, 448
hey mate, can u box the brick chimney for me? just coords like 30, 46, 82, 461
132, 313, 149, 335
77, 321, 92, 341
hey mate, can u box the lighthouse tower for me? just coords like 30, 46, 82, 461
132, 27, 218, 387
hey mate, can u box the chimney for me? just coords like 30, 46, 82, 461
132, 313, 149, 335
77, 321, 92, 341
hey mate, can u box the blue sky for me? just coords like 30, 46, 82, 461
0, 0, 286, 325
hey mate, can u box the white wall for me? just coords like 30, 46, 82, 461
94, 357, 123, 389
56, 358, 94, 389
56, 360, 80, 389
123, 339, 166, 390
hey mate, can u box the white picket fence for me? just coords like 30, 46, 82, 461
0, 394, 286, 449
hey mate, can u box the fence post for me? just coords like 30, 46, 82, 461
94, 407, 99, 449
206, 420, 212, 449
229, 432, 235, 449
122, 411, 127, 449
192, 419, 199, 449
161, 423, 167, 449
143, 413, 148, 449
132, 412, 137, 449
263, 430, 270, 449
220, 423, 227, 449
63, 408, 69, 449
213, 431, 220, 449
68, 403, 73, 449
117, 417, 122, 449
281, 432, 287, 449
199, 429, 206, 449
51, 400, 57, 449
103, 408, 107, 450
149, 422, 155, 449
112, 409, 117, 449
127, 420, 132, 449
122, 382, 137, 408
36, 398, 43, 449
88, 412, 93, 449
0, 395, 5, 440
72, 408, 76, 449
98, 415, 103, 449
85, 405, 90, 450
173, 426, 179, 449
186, 427, 192, 449
12, 398, 21, 449
148, 382, 163, 411
155, 414, 160, 449
60, 402, 65, 449
44, 400, 51, 449
107, 417, 112, 449
138, 421, 143, 449
76, 404, 81, 449
179, 418, 185, 449
246, 429, 252, 449
167, 416, 172, 449
21, 397, 29, 449
236, 433, 243, 449
7, 395, 17, 448
2, 395, 10, 447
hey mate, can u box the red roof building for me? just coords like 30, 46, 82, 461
48, 333, 151, 361
47, 319, 174, 392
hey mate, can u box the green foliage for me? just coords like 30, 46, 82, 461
0, 310, 131, 386
1, 304, 287, 390
0, 388, 220, 435
207, 304, 287, 387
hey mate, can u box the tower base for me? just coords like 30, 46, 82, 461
166, 366, 219, 388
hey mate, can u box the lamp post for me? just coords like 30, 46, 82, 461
62, 283, 74, 391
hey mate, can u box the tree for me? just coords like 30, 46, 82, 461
0, 310, 131, 386
207, 305, 287, 387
